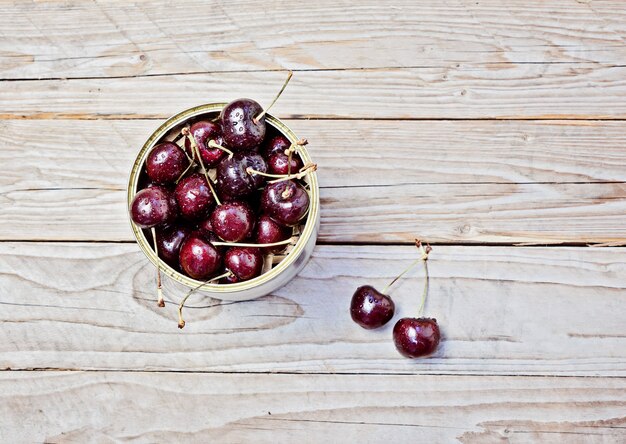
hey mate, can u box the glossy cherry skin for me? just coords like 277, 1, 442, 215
224, 247, 263, 281
179, 235, 222, 280
156, 225, 190, 269
216, 151, 267, 199
146, 142, 188, 184
210, 201, 255, 243
184, 120, 227, 167
393, 318, 441, 358
174, 173, 215, 220
267, 152, 303, 175
350, 285, 395, 329
263, 134, 290, 158
261, 180, 310, 226
130, 186, 177, 228
220, 98, 266, 150
255, 214, 291, 253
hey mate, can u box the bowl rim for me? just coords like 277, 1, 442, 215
127, 102, 319, 294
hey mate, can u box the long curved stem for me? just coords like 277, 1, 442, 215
208, 139, 234, 159
268, 163, 317, 184
183, 127, 222, 206
177, 270, 233, 328
211, 237, 297, 248
417, 261, 429, 317
254, 70, 293, 124
382, 257, 421, 295
151, 227, 165, 307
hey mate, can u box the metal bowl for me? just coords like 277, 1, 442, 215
127, 103, 319, 301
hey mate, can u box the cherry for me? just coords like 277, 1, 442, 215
184, 120, 232, 167
156, 225, 191, 269
350, 285, 395, 329
179, 235, 222, 280
146, 142, 188, 184
224, 247, 263, 281
216, 151, 267, 198
210, 201, 255, 243
393, 318, 440, 358
263, 135, 290, 158
255, 215, 292, 253
267, 151, 303, 176
130, 186, 177, 228
174, 173, 215, 220
197, 216, 214, 237
220, 99, 266, 150
261, 180, 310, 226
220, 71, 293, 150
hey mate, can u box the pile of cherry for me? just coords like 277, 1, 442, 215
130, 74, 316, 327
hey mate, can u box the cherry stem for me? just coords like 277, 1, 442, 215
381, 239, 431, 299
151, 227, 165, 308
418, 261, 429, 317
211, 237, 298, 248
246, 167, 289, 179
183, 127, 222, 206
268, 163, 317, 184
253, 70, 293, 124
175, 157, 196, 184
208, 139, 234, 159
284, 138, 308, 156
177, 270, 233, 329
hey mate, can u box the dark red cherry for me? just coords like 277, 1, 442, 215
216, 151, 267, 198
224, 247, 263, 281
220, 98, 266, 150
184, 120, 227, 167
179, 235, 222, 280
197, 216, 214, 237
255, 215, 291, 253
267, 152, 303, 176
146, 142, 188, 184
156, 225, 191, 268
130, 186, 177, 228
263, 134, 290, 158
350, 285, 395, 329
174, 173, 215, 220
210, 201, 255, 243
261, 180, 310, 226
393, 318, 441, 358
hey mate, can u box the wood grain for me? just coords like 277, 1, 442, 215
2, 64, 625, 120
1, 243, 624, 375
0, 371, 624, 443
2, 119, 625, 243
1, 0, 624, 79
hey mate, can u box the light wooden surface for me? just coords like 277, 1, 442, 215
1, 0, 625, 442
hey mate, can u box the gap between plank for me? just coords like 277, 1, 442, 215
0, 239, 623, 248
1, 368, 624, 378
2, 62, 624, 82
3, 114, 626, 121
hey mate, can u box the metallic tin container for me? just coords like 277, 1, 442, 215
127, 103, 319, 301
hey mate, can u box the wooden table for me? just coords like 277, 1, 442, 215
1, 1, 625, 442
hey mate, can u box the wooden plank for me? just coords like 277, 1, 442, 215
1, 243, 624, 375
3, 119, 626, 191
2, 64, 625, 119
1, 0, 624, 79
0, 372, 624, 443
2, 182, 624, 244
1, 119, 625, 243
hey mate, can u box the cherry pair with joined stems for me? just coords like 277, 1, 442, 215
350, 239, 441, 358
